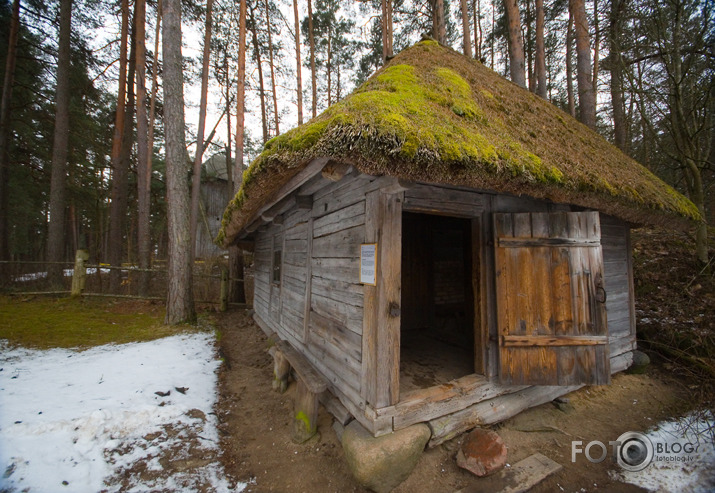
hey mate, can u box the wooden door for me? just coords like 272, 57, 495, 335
494, 212, 610, 386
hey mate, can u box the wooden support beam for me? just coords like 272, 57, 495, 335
321, 161, 352, 181
362, 189, 403, 410
378, 176, 413, 194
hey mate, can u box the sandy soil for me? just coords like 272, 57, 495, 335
214, 309, 694, 493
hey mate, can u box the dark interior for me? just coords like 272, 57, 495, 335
400, 212, 476, 395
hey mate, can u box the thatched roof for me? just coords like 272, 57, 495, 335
217, 40, 700, 248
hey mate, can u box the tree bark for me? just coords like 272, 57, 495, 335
249, 3, 268, 144
293, 0, 303, 125
430, 0, 446, 44
526, 0, 534, 92
570, 0, 596, 128
264, 0, 279, 135
566, 10, 576, 117
0, 0, 21, 263
163, 0, 195, 324
592, 0, 599, 94
473, 0, 482, 60
535, 0, 547, 98
46, 0, 73, 287
460, 0, 472, 58
109, 11, 137, 293
190, 0, 214, 261
229, 0, 247, 304
136, 0, 150, 296
609, 0, 626, 150
308, 0, 317, 119
503, 0, 526, 88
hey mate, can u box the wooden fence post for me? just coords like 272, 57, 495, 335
220, 268, 228, 312
71, 249, 90, 298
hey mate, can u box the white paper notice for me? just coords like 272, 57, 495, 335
360, 243, 377, 285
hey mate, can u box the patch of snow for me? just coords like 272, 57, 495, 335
0, 333, 244, 492
616, 412, 715, 492
13, 268, 110, 282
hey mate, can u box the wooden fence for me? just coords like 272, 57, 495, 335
0, 250, 252, 311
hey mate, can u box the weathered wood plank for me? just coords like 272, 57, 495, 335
503, 335, 609, 346
311, 293, 363, 335
394, 374, 527, 430
375, 191, 402, 408
310, 310, 362, 364
302, 218, 314, 342
311, 225, 364, 258
308, 323, 362, 375
457, 453, 563, 493
311, 276, 364, 308
313, 202, 365, 238
311, 257, 360, 282
361, 191, 379, 407
427, 384, 581, 446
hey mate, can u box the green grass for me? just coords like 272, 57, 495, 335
0, 296, 195, 350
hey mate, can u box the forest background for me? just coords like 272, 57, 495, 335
0, 0, 712, 323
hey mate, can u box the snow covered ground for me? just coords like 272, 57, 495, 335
13, 268, 110, 282
614, 412, 715, 492
0, 333, 244, 492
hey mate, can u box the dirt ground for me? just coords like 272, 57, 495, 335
213, 309, 696, 493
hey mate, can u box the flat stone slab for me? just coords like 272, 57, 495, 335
456, 428, 508, 477
456, 453, 562, 493
342, 421, 431, 493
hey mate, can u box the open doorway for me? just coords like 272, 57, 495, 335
400, 212, 478, 395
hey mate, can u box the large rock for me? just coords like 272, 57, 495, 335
456, 428, 507, 477
627, 350, 651, 374
341, 421, 431, 493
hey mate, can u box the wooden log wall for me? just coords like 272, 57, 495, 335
252, 176, 637, 438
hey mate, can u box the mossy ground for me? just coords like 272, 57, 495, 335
0, 297, 196, 350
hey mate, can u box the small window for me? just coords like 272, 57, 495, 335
272, 249, 282, 284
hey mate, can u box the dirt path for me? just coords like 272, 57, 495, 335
214, 309, 693, 492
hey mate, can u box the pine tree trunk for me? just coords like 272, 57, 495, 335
0, 0, 20, 263
592, 0, 599, 94
503, 0, 526, 88
460, 0, 472, 58
430, 0, 446, 44
308, 0, 317, 119
108, 0, 130, 292
381, 0, 389, 63
141, 0, 161, 295
229, 0, 247, 304
46, 0, 73, 287
327, 28, 332, 107
190, 0, 213, 261
109, 14, 137, 293
566, 11, 576, 117
264, 0, 279, 135
249, 3, 268, 144
293, 0, 303, 125
526, 0, 534, 92
570, 0, 596, 128
473, 0, 482, 60
163, 0, 195, 324
386, 0, 393, 58
609, 0, 626, 150
136, 0, 150, 297
535, 0, 547, 98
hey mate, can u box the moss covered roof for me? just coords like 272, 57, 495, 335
217, 40, 700, 247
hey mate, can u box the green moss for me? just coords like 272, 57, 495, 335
0, 297, 192, 350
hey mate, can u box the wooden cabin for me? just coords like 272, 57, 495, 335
218, 41, 700, 446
